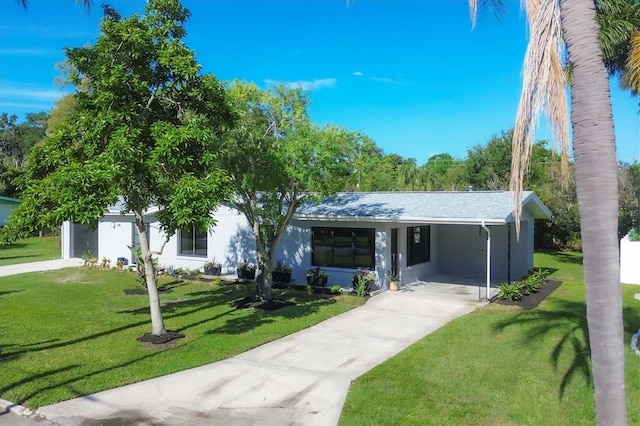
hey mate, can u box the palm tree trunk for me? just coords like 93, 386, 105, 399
560, 0, 627, 424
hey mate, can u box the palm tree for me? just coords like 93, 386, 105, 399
597, 0, 640, 94
470, 0, 628, 424
15, 0, 90, 10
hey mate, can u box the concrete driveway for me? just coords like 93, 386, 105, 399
0, 258, 83, 277
32, 286, 483, 426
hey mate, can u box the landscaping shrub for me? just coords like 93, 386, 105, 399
497, 282, 522, 301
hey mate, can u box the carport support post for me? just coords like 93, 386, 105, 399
482, 222, 491, 301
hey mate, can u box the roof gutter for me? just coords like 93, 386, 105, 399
293, 215, 507, 226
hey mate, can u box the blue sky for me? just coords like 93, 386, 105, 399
1, 0, 639, 164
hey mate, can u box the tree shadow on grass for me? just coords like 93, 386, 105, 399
208, 295, 337, 336
546, 251, 583, 265
0, 243, 26, 250
2, 348, 169, 407
0, 254, 38, 262
1, 318, 152, 359
0, 289, 24, 298
493, 299, 591, 399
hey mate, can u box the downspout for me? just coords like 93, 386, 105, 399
481, 221, 491, 301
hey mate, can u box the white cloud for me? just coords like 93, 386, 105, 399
0, 101, 53, 110
352, 71, 363, 76
1, 87, 68, 101
264, 78, 337, 91
371, 76, 394, 83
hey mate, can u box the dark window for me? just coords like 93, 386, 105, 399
407, 225, 430, 266
179, 226, 207, 257
312, 227, 375, 269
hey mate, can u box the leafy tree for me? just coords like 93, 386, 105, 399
465, 130, 513, 190
47, 94, 77, 135
2, 0, 233, 338
619, 161, 640, 237
0, 112, 49, 197
344, 136, 401, 191
471, 0, 629, 422
396, 158, 418, 190
219, 81, 354, 302
15, 111, 48, 158
0, 111, 47, 165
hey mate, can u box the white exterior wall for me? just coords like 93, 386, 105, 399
61, 221, 72, 259
621, 234, 640, 285
155, 206, 255, 272
95, 207, 254, 272
97, 215, 136, 264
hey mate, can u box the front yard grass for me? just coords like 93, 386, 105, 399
0, 236, 61, 266
339, 251, 640, 425
0, 268, 364, 409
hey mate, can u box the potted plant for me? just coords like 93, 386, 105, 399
388, 272, 400, 291
352, 267, 376, 292
204, 258, 222, 276
237, 260, 256, 280
306, 267, 329, 287
272, 259, 293, 283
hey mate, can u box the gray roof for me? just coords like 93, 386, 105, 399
0, 195, 20, 204
295, 191, 551, 225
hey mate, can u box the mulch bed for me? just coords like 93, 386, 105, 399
124, 287, 172, 295
233, 296, 294, 311
492, 279, 562, 310
137, 330, 185, 346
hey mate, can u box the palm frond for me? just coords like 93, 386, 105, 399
469, 0, 508, 28
623, 31, 640, 93
16, 0, 91, 11
511, 0, 569, 236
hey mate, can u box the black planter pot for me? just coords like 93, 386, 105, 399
272, 271, 292, 284
307, 275, 328, 287
204, 266, 222, 276
237, 268, 256, 280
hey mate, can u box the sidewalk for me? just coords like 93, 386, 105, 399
0, 258, 83, 277
34, 288, 483, 425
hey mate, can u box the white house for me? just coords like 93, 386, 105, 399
61, 191, 551, 294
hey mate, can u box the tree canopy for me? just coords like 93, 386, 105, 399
2, 0, 233, 337
219, 80, 355, 301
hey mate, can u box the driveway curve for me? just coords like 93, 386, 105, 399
37, 288, 483, 425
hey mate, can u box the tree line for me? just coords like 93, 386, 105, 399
3, 111, 639, 252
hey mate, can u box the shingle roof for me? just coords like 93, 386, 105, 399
295, 191, 550, 224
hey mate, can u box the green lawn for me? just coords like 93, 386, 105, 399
0, 236, 61, 266
0, 268, 364, 409
339, 251, 640, 425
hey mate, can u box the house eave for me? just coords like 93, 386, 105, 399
293, 215, 507, 226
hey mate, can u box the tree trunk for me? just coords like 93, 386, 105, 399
133, 210, 166, 336
256, 251, 273, 302
561, 1, 627, 424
